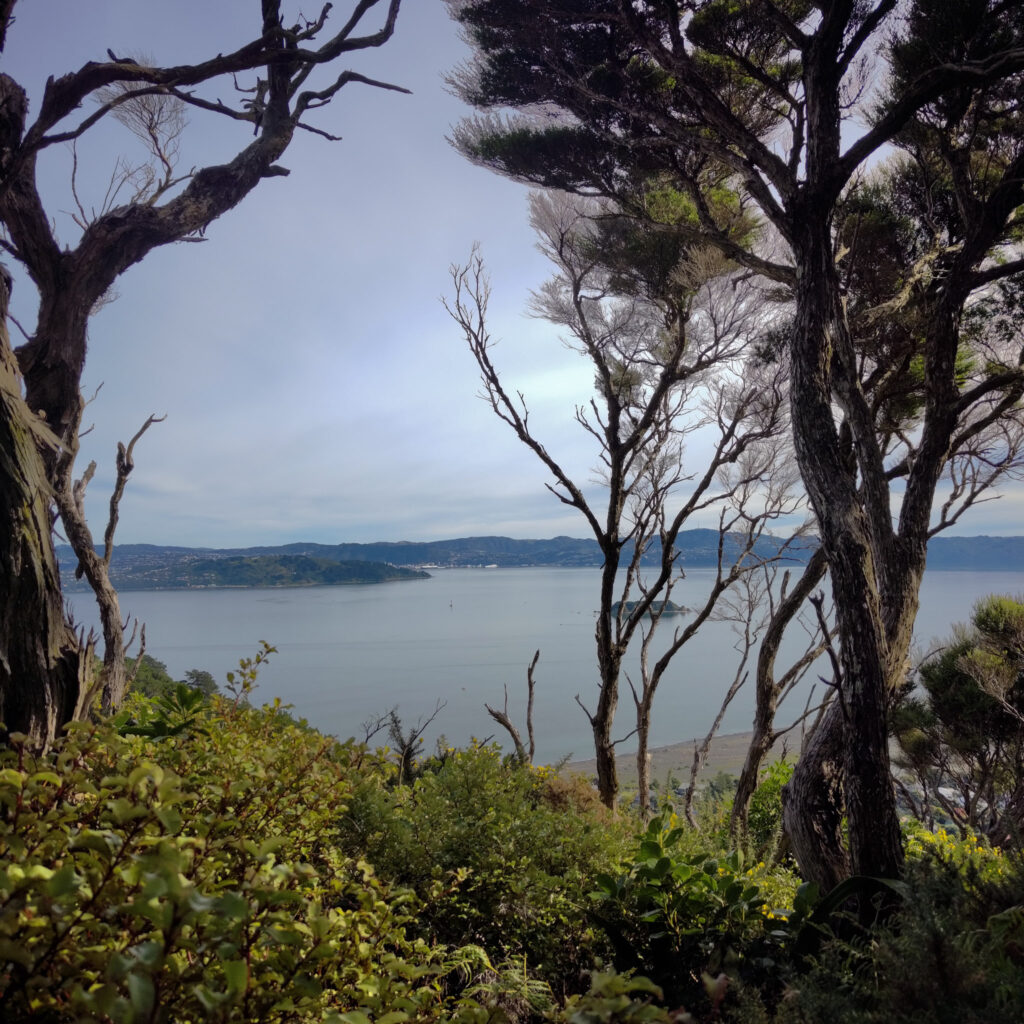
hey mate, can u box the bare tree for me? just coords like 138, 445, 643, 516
729, 547, 831, 839
0, 0, 406, 747
485, 649, 539, 765
53, 412, 165, 716
448, 191, 793, 809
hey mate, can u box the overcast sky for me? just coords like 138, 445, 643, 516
6, 1, 1023, 548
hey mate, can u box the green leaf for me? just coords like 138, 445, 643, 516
217, 892, 250, 920
29, 771, 61, 787
127, 972, 155, 1018
129, 762, 164, 788
45, 862, 80, 898
156, 806, 183, 834
223, 959, 248, 997
651, 856, 673, 879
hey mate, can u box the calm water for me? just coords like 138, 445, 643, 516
67, 568, 1024, 764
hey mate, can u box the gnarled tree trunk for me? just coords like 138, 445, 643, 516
0, 269, 96, 747
782, 699, 849, 892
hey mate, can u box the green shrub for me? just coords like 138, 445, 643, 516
337, 743, 630, 997
0, 706, 485, 1023
762, 849, 1024, 1024
746, 759, 794, 858
903, 820, 1008, 883
590, 813, 800, 1016
126, 656, 219, 700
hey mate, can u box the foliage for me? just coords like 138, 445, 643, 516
225, 641, 278, 706
0, 707, 488, 1023
182, 669, 218, 696
760, 849, 1024, 1024
552, 973, 673, 1024
337, 743, 630, 997
6, 668, 1024, 1024
903, 821, 1008, 885
114, 683, 212, 739
127, 655, 220, 700
179, 555, 429, 588
125, 654, 177, 698
746, 760, 794, 859
589, 813, 799, 1014
892, 595, 1024, 845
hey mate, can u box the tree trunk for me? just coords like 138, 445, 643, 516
0, 270, 95, 748
592, 688, 620, 809
782, 699, 849, 891
636, 698, 652, 817
788, 203, 903, 881
592, 556, 623, 808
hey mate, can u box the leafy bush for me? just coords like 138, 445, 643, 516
891, 594, 1024, 845
337, 743, 630, 997
903, 821, 1008, 883
746, 760, 794, 858
0, 706, 486, 1023
113, 683, 213, 738
126, 655, 219, 699
761, 849, 1024, 1024
590, 813, 799, 1015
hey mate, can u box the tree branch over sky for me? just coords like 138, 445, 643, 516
449, 190, 800, 809
0, 0, 406, 748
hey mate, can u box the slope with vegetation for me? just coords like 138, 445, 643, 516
2, 659, 1023, 1023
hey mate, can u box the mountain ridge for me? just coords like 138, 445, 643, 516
55, 531, 1024, 591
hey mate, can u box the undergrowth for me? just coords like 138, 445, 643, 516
2, 684, 1023, 1024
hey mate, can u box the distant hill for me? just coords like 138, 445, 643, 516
55, 531, 1024, 591
57, 551, 429, 591
925, 535, 1024, 571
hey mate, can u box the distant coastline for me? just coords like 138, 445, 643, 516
57, 532, 1024, 592
562, 730, 791, 788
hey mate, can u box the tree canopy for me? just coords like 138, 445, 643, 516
447, 0, 1024, 887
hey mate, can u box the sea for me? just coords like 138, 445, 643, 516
66, 568, 1024, 765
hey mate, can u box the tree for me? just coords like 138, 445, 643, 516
126, 655, 176, 699
893, 594, 1024, 847
182, 669, 219, 698
0, 0, 405, 748
448, 190, 796, 810
446, 0, 1024, 884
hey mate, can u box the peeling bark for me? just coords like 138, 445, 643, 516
0, 269, 97, 746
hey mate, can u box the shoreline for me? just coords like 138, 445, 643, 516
561, 730, 794, 789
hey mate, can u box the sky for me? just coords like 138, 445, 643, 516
5, 1, 1024, 548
